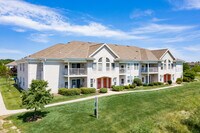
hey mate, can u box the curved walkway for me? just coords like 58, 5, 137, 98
0, 84, 181, 116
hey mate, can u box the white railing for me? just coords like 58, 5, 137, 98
141, 67, 158, 72
119, 68, 126, 73
64, 68, 87, 75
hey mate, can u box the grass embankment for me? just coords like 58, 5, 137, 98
0, 78, 22, 110
7, 82, 200, 133
0, 77, 168, 110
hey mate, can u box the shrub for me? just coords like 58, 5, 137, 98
148, 83, 154, 86
183, 77, 190, 82
176, 78, 183, 84
184, 70, 195, 81
124, 85, 130, 89
99, 88, 107, 93
111, 85, 115, 89
129, 83, 136, 89
157, 82, 164, 85
168, 80, 172, 85
153, 82, 159, 86
143, 83, 148, 87
81, 88, 96, 94
112, 86, 124, 91
58, 88, 81, 96
133, 78, 142, 86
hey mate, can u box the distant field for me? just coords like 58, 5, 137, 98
7, 81, 200, 133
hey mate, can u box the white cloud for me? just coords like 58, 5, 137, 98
130, 9, 154, 19
169, 0, 200, 10
28, 33, 53, 43
151, 17, 169, 22
12, 28, 26, 32
183, 45, 200, 51
132, 23, 195, 34
0, 0, 144, 40
0, 48, 22, 54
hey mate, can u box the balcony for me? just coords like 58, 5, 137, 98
141, 67, 158, 73
119, 68, 126, 73
64, 68, 87, 76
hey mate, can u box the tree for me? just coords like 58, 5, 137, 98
0, 64, 12, 90
183, 63, 190, 72
133, 78, 142, 86
22, 80, 53, 121
183, 70, 196, 81
191, 64, 200, 73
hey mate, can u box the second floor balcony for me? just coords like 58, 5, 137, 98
64, 68, 87, 76
141, 67, 158, 73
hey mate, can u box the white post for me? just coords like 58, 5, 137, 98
94, 96, 98, 119
68, 61, 70, 89
148, 63, 150, 84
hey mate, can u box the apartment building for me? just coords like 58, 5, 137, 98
17, 41, 183, 93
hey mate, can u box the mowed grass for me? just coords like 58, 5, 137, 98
7, 82, 200, 133
0, 78, 22, 110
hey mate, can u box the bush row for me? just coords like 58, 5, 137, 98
143, 82, 164, 87
99, 88, 108, 93
58, 88, 96, 96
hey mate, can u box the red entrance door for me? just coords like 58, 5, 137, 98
164, 74, 171, 82
97, 77, 111, 89
103, 78, 107, 88
97, 78, 101, 89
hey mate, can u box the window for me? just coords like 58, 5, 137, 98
106, 58, 110, 62
168, 60, 171, 69
65, 82, 68, 88
127, 63, 132, 70
23, 63, 25, 71
142, 77, 145, 82
134, 63, 139, 70
121, 79, 124, 85
98, 63, 102, 71
111, 63, 115, 70
72, 80, 76, 88
98, 57, 102, 62
113, 77, 117, 85
19, 77, 22, 86
164, 60, 167, 70
92, 63, 96, 70
23, 77, 25, 86
106, 63, 110, 71
20, 64, 22, 71
98, 57, 102, 71
90, 79, 93, 87
106, 58, 110, 71
127, 76, 132, 83
160, 75, 163, 82
171, 63, 174, 69
161, 63, 164, 70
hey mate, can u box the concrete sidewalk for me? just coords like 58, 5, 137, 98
0, 84, 181, 116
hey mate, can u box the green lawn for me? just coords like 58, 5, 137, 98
7, 82, 200, 133
0, 77, 168, 110
0, 78, 22, 110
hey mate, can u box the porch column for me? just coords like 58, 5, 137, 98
67, 61, 70, 89
147, 63, 150, 84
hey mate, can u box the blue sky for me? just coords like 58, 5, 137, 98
0, 0, 200, 61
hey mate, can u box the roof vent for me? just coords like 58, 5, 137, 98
126, 45, 130, 47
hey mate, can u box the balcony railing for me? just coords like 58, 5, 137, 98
64, 68, 87, 75
141, 67, 158, 73
119, 68, 126, 73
